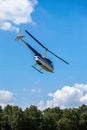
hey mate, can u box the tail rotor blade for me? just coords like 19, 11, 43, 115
15, 29, 25, 41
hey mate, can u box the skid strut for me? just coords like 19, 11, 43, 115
32, 64, 43, 74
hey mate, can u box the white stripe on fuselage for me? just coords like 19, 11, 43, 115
34, 56, 53, 72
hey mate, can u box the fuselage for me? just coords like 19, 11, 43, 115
34, 55, 54, 72
19, 39, 54, 73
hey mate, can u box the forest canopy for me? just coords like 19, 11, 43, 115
0, 104, 87, 130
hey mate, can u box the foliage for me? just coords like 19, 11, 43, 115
0, 104, 87, 130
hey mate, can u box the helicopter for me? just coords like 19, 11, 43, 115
16, 29, 69, 74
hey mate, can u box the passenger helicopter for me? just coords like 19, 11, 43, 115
16, 29, 69, 74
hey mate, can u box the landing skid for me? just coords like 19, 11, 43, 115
32, 64, 43, 74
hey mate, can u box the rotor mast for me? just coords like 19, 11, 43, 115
42, 49, 48, 58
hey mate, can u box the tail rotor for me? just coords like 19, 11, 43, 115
15, 29, 25, 41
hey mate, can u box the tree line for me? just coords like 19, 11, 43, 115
0, 104, 87, 130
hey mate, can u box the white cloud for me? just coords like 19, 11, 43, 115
0, 0, 37, 31
31, 88, 37, 93
31, 88, 41, 93
38, 100, 44, 110
38, 83, 87, 110
80, 94, 87, 103
0, 90, 15, 108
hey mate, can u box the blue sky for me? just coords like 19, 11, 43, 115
0, 0, 87, 110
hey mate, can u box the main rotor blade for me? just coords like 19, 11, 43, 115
25, 29, 69, 65
25, 30, 48, 50
48, 50, 69, 64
